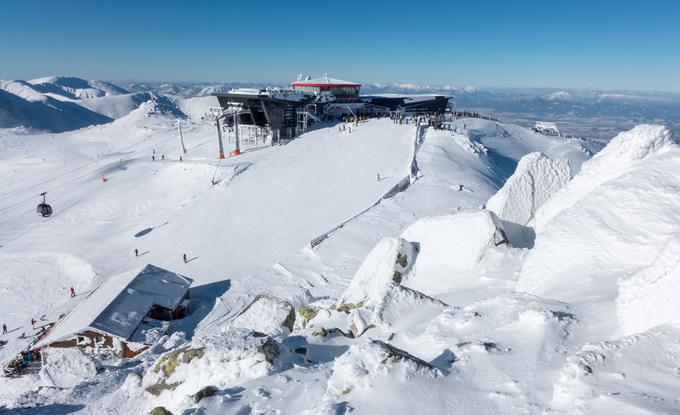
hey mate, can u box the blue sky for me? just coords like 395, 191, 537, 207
1, 0, 679, 90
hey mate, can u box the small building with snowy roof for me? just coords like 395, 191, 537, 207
36, 264, 192, 358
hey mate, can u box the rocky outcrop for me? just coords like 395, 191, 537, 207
230, 294, 295, 337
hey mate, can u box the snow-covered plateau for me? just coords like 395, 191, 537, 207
1, 76, 680, 415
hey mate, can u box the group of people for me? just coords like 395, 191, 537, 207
452, 110, 499, 122
6, 348, 41, 372
391, 112, 450, 130
151, 149, 181, 162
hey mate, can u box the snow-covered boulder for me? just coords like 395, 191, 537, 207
143, 328, 279, 411
617, 237, 680, 336
334, 237, 444, 336
40, 348, 98, 388
399, 212, 509, 295
316, 340, 441, 413
338, 237, 419, 309
487, 152, 571, 226
533, 124, 674, 231
229, 294, 295, 338
518, 125, 680, 305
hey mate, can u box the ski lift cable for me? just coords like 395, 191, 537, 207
0, 123, 182, 207
2, 195, 83, 246
0, 126, 182, 212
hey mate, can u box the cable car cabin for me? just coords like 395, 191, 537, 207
37, 203, 52, 217
37, 192, 52, 217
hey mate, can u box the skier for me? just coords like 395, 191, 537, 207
152, 155, 155, 162
70, 287, 76, 298
458, 184, 464, 191
134, 248, 139, 257
2, 323, 7, 335
377, 173, 382, 181
179, 155, 183, 162
183, 253, 188, 264
162, 155, 165, 161
31, 319, 36, 329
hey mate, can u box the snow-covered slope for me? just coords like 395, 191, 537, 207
28, 76, 128, 99
518, 126, 679, 307
0, 81, 113, 132
3, 110, 678, 415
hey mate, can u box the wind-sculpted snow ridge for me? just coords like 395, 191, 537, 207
518, 125, 680, 305
486, 152, 571, 247
532, 124, 674, 231
487, 152, 571, 227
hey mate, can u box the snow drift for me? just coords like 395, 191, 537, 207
617, 236, 680, 336
519, 125, 680, 308
532, 124, 674, 231
487, 152, 571, 226
400, 212, 509, 295
550, 326, 680, 414
40, 348, 98, 388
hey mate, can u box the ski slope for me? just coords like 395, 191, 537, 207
0, 115, 413, 363
3, 109, 680, 415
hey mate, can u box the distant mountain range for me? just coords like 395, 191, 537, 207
1, 75, 679, 139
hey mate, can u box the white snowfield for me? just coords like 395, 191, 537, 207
2, 99, 679, 415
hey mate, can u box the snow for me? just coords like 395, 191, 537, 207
487, 152, 571, 227
550, 326, 680, 414
3, 88, 679, 415
39, 347, 97, 388
142, 328, 279, 413
400, 212, 508, 295
518, 126, 680, 306
616, 237, 680, 336
339, 237, 418, 307
229, 294, 295, 337
316, 340, 440, 414
532, 124, 674, 231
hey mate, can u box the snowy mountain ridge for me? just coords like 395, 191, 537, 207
0, 73, 680, 413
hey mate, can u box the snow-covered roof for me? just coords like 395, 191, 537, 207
292, 75, 360, 88
37, 264, 192, 347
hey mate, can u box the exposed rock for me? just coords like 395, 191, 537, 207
143, 328, 280, 400
298, 307, 318, 324
372, 340, 437, 370
348, 309, 371, 337
150, 407, 173, 415
192, 385, 217, 403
